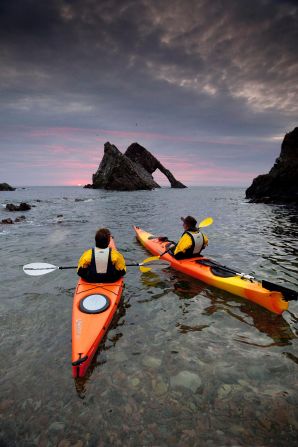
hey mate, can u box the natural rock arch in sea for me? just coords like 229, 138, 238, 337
87, 142, 187, 191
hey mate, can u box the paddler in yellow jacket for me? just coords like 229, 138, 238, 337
173, 216, 208, 260
77, 228, 126, 283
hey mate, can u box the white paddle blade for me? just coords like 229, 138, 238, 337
23, 263, 58, 276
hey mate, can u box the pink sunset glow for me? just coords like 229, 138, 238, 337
0, 124, 275, 186
1, 0, 296, 191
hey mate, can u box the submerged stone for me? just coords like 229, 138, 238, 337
129, 377, 140, 388
142, 356, 162, 369
217, 384, 232, 399
49, 421, 65, 431
170, 371, 202, 392
152, 375, 168, 395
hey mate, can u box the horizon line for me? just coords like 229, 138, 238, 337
4, 184, 248, 188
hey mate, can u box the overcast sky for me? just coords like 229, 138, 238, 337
0, 0, 297, 186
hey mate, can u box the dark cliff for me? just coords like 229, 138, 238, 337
246, 127, 298, 204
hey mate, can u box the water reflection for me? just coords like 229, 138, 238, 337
142, 268, 297, 347
74, 296, 128, 398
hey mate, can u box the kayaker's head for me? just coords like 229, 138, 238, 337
181, 215, 197, 231
95, 228, 111, 248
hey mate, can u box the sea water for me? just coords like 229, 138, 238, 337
0, 186, 297, 446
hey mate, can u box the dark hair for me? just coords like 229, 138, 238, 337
181, 215, 197, 228
95, 228, 111, 248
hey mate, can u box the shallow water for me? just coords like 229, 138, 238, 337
0, 186, 297, 446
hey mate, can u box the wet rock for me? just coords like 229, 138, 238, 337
230, 424, 246, 435
91, 141, 186, 190
49, 421, 65, 431
75, 198, 84, 202
246, 126, 298, 203
57, 440, 71, 447
217, 383, 243, 400
154, 381, 168, 396
55, 215, 64, 223
187, 402, 197, 412
0, 399, 14, 411
257, 414, 272, 431
83, 184, 93, 189
142, 356, 161, 369
125, 142, 187, 188
72, 441, 84, 447
6, 202, 31, 211
0, 182, 15, 191
92, 142, 158, 190
152, 376, 168, 395
14, 215, 26, 223
1, 218, 14, 224
170, 371, 202, 392
217, 384, 232, 399
129, 377, 140, 388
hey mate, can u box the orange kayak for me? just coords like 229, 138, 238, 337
72, 238, 124, 378
133, 226, 289, 315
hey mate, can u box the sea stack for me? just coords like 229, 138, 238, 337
246, 127, 298, 204
125, 143, 186, 188
90, 142, 186, 190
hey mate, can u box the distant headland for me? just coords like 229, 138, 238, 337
0, 183, 15, 191
84, 142, 186, 191
246, 127, 298, 204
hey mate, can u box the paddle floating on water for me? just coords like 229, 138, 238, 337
23, 259, 171, 276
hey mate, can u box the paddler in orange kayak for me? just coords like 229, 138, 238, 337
77, 228, 126, 283
171, 216, 209, 260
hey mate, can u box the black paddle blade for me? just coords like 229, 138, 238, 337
262, 280, 298, 302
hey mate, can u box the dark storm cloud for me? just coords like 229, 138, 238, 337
0, 0, 297, 185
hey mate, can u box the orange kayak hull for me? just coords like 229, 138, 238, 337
72, 240, 124, 378
133, 226, 288, 315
